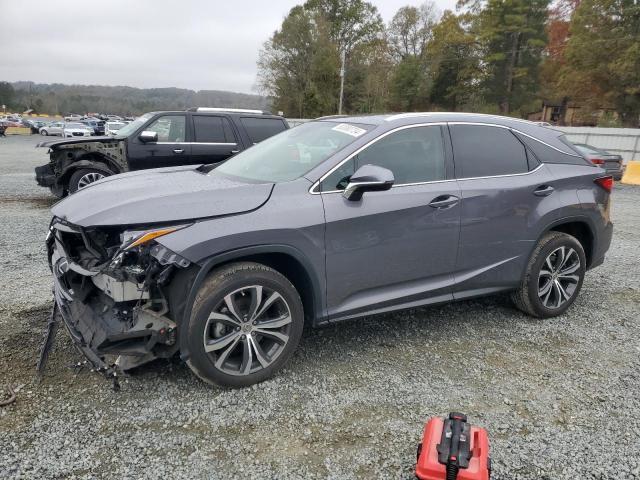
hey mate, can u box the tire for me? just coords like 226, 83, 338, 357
40, 130, 48, 136
68, 168, 109, 194
511, 231, 586, 318
186, 262, 304, 388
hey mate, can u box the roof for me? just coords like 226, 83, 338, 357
317, 112, 540, 128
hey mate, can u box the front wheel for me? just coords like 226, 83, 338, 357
68, 168, 109, 194
186, 262, 304, 388
40, 130, 48, 136
512, 231, 586, 318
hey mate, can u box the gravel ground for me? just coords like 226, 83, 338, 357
1, 134, 639, 479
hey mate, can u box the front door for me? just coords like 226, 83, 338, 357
320, 125, 461, 320
127, 114, 190, 170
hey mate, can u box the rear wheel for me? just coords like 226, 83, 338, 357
68, 168, 109, 193
186, 262, 304, 388
512, 231, 586, 318
40, 130, 48, 136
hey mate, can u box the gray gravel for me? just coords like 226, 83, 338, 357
1, 134, 639, 479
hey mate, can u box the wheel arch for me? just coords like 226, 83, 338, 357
59, 154, 122, 186
177, 245, 325, 362
539, 216, 595, 268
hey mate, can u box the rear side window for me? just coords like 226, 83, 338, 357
193, 116, 236, 143
450, 125, 528, 178
241, 117, 287, 143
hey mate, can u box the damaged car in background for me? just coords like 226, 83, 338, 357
43, 113, 613, 388
34, 108, 288, 197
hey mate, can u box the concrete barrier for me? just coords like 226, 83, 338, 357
621, 161, 640, 186
5, 127, 32, 135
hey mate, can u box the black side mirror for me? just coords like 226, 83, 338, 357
343, 164, 394, 201
138, 130, 158, 143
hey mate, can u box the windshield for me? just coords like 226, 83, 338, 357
215, 121, 373, 182
116, 113, 153, 137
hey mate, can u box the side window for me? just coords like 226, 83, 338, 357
321, 126, 446, 191
241, 117, 288, 143
193, 116, 236, 143
145, 115, 185, 142
450, 125, 528, 178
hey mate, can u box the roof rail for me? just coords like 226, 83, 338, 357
187, 107, 271, 115
315, 114, 348, 121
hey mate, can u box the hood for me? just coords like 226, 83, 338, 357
37, 136, 119, 148
51, 166, 274, 227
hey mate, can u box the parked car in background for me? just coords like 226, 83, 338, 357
105, 121, 126, 135
572, 143, 624, 180
64, 114, 83, 122
45, 112, 614, 387
80, 119, 106, 135
35, 108, 289, 196
63, 122, 93, 138
39, 121, 65, 136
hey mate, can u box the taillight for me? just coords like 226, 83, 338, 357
590, 158, 605, 165
594, 176, 613, 193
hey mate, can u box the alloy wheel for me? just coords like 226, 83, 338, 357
203, 285, 292, 376
537, 246, 581, 309
77, 172, 105, 189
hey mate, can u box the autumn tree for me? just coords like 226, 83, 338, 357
387, 2, 440, 110
559, 0, 640, 126
428, 11, 480, 110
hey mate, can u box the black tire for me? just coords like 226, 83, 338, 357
68, 168, 110, 194
512, 231, 586, 318
186, 262, 304, 388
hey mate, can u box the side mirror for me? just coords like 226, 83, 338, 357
343, 164, 394, 201
138, 130, 158, 143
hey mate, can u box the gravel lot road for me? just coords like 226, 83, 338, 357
1, 135, 639, 479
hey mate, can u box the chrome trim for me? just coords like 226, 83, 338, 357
309, 122, 447, 194
195, 107, 264, 114
385, 112, 535, 126
155, 142, 237, 146
447, 122, 581, 157
457, 163, 544, 181
308, 120, 577, 195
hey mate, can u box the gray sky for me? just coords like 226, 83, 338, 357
0, 0, 457, 94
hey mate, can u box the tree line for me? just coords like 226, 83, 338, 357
257, 0, 640, 126
0, 82, 269, 117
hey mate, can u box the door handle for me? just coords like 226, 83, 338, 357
173, 149, 184, 154
428, 195, 459, 208
230, 149, 240, 154
533, 185, 554, 197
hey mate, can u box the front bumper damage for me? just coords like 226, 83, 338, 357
46, 217, 190, 384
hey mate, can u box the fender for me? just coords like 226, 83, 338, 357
60, 157, 122, 180
178, 244, 326, 362
530, 214, 596, 266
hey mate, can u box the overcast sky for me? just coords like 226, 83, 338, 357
0, 0, 457, 94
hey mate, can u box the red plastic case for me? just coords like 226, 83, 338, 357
416, 416, 490, 480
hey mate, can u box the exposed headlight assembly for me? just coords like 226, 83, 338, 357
122, 225, 189, 251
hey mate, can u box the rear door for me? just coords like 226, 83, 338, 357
239, 116, 288, 145
190, 114, 240, 165
449, 123, 558, 296
127, 114, 190, 170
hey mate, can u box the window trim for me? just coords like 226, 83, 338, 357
309, 121, 574, 195
448, 122, 531, 179
311, 122, 449, 194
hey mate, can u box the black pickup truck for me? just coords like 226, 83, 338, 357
35, 108, 289, 197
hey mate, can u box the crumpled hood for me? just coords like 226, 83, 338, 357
37, 136, 119, 148
51, 165, 274, 227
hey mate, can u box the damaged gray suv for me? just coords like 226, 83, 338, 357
47, 113, 613, 387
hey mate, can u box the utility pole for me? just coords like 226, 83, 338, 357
338, 49, 346, 115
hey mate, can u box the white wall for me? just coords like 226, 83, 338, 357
553, 127, 640, 163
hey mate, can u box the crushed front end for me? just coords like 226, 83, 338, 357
46, 217, 192, 378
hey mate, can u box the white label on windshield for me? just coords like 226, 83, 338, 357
332, 123, 366, 137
